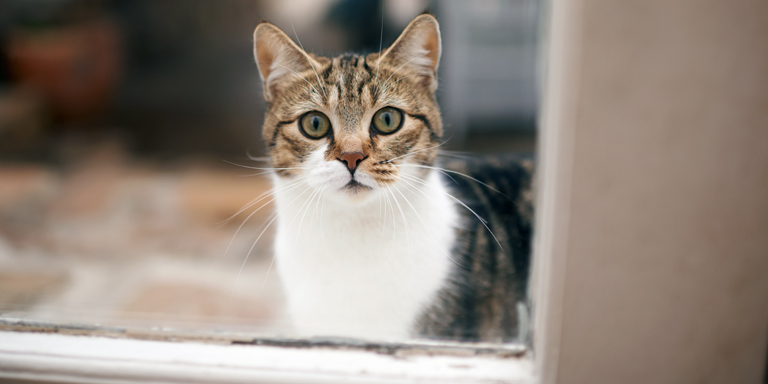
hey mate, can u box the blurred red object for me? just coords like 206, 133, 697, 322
7, 18, 121, 125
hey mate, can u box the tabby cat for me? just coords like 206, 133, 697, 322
252, 14, 533, 343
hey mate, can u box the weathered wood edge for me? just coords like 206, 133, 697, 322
0, 317, 528, 359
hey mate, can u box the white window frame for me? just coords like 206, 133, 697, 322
0, 318, 533, 383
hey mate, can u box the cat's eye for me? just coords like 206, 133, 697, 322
299, 111, 331, 139
371, 107, 403, 135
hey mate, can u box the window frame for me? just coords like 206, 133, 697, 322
0, 318, 534, 384
8, 1, 767, 383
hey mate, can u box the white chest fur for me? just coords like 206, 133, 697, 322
272, 170, 458, 340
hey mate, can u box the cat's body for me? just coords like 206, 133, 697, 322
253, 14, 532, 343
416, 157, 533, 342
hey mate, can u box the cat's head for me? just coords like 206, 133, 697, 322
253, 14, 442, 204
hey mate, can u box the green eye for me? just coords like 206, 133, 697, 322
372, 107, 403, 134
300, 111, 331, 139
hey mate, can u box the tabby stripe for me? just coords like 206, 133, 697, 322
321, 64, 333, 82
357, 81, 367, 97
406, 113, 440, 142
324, 129, 336, 158
279, 130, 307, 158
267, 120, 296, 148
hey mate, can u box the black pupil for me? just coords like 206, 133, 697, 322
384, 113, 391, 126
312, 116, 320, 130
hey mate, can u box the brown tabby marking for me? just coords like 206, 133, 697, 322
256, 17, 442, 184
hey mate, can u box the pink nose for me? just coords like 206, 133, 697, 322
339, 152, 364, 173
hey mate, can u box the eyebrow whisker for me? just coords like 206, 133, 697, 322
289, 17, 328, 99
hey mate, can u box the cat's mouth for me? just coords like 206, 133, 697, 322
342, 180, 372, 193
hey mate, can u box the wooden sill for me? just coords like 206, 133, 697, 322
0, 318, 534, 384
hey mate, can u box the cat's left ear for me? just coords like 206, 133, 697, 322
379, 14, 442, 92
253, 22, 320, 102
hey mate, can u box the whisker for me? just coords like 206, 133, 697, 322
309, 187, 327, 257
402, 163, 505, 196
245, 153, 271, 162
401, 173, 503, 250
437, 152, 475, 161
289, 17, 327, 99
395, 179, 471, 270
223, 160, 309, 171
379, 71, 442, 96
311, 185, 325, 222
373, 8, 385, 96
381, 141, 446, 164
252, 213, 281, 296
236, 170, 280, 178
378, 188, 384, 228
403, 163, 459, 185
388, 73, 421, 86
383, 185, 397, 246
402, 173, 488, 227
437, 148, 474, 157
319, 187, 331, 255
395, 74, 445, 88
237, 186, 313, 295
386, 185, 410, 253
375, 57, 418, 98
256, 59, 321, 96
294, 186, 323, 248
218, 177, 304, 226
220, 179, 307, 258
244, 148, 271, 162
397, 174, 440, 206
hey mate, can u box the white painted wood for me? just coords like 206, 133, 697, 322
530, 0, 583, 383
0, 331, 534, 384
533, 0, 768, 383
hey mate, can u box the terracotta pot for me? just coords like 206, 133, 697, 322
7, 18, 121, 124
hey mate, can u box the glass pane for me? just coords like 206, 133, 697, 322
0, 0, 540, 345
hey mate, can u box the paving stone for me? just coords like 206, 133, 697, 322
0, 150, 284, 334
178, 168, 272, 224
0, 165, 57, 213
120, 282, 276, 326
0, 270, 69, 309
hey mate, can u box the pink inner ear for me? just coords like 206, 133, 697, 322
254, 25, 315, 101
379, 15, 442, 86
422, 31, 440, 72
255, 39, 275, 81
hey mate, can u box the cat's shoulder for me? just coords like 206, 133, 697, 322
440, 154, 535, 207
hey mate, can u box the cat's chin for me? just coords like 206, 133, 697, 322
342, 180, 371, 192
337, 180, 374, 204
318, 180, 377, 206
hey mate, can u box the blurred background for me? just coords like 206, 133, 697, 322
0, 0, 541, 334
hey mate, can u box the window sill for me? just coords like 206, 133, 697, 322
0, 318, 534, 384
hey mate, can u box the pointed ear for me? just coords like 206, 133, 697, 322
379, 14, 442, 92
253, 22, 318, 102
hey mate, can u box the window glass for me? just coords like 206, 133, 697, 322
0, 0, 541, 344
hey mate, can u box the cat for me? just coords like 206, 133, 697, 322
252, 13, 533, 343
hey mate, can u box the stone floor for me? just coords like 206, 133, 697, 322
0, 141, 289, 335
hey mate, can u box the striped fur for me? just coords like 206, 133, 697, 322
252, 15, 533, 342
416, 157, 534, 343
254, 17, 442, 185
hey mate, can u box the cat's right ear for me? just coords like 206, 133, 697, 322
379, 14, 442, 92
253, 22, 317, 102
